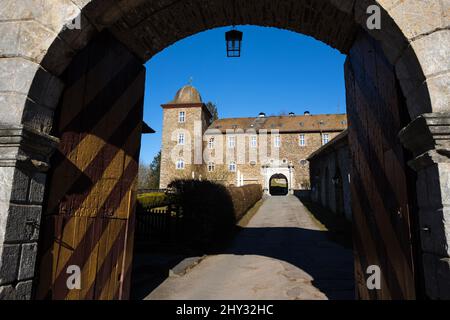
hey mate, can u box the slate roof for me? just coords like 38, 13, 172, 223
207, 114, 348, 133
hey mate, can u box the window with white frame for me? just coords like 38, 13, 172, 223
176, 159, 185, 170
208, 162, 215, 172
178, 132, 185, 145
229, 161, 236, 172
299, 134, 306, 147
228, 136, 236, 148
208, 137, 215, 149
250, 135, 257, 148
274, 135, 281, 148
178, 111, 185, 123
322, 133, 329, 145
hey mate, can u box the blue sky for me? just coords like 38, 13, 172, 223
140, 25, 347, 164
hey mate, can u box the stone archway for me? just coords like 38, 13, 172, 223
0, 0, 448, 300
269, 173, 289, 196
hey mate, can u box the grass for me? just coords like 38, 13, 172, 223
237, 198, 265, 227
137, 192, 170, 210
300, 199, 353, 249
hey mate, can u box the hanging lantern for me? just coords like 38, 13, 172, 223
225, 29, 243, 57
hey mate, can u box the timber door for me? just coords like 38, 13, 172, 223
345, 32, 419, 299
35, 32, 145, 300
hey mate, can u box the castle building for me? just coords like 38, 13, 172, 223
160, 85, 348, 194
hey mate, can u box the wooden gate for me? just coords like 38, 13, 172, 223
35, 32, 145, 300
345, 32, 420, 299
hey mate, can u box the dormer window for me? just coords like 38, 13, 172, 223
178, 111, 186, 123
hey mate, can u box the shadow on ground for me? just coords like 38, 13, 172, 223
131, 226, 354, 300
225, 226, 355, 299
299, 200, 353, 249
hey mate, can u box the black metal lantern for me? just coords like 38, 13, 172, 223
225, 29, 243, 57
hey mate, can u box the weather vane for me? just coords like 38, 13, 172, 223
188, 77, 193, 85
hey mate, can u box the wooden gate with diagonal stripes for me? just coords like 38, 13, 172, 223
345, 32, 422, 299
34, 32, 145, 300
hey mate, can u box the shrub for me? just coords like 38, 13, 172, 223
168, 180, 235, 251
168, 180, 263, 251
137, 192, 170, 210
228, 184, 263, 221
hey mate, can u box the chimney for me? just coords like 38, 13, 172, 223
304, 111, 311, 116
289, 112, 295, 117
258, 112, 266, 118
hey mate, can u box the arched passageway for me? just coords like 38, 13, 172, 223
270, 174, 289, 196
0, 0, 448, 300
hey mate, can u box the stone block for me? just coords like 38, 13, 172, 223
425, 73, 450, 114
14, 280, 32, 300
0, 93, 29, 126
0, 244, 20, 285
18, 243, 37, 281
438, 163, 450, 207
0, 21, 20, 58
0, 58, 40, 96
409, 30, 450, 78
26, 67, 64, 110
22, 102, 55, 134
419, 208, 447, 257
11, 168, 30, 203
422, 252, 440, 299
0, 167, 14, 203
15, 20, 56, 64
39, 35, 76, 76
29, 173, 47, 204
0, 280, 32, 300
3, 205, 42, 242
404, 81, 435, 119
388, 0, 442, 40
437, 257, 450, 298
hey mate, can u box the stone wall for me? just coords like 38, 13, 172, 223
160, 105, 208, 188
160, 105, 344, 192
309, 132, 352, 221
202, 131, 342, 190
0, 126, 58, 299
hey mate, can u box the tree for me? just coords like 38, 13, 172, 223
138, 151, 161, 189
206, 102, 219, 123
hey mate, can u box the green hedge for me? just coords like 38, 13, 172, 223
228, 184, 263, 221
137, 192, 170, 210
168, 180, 262, 251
